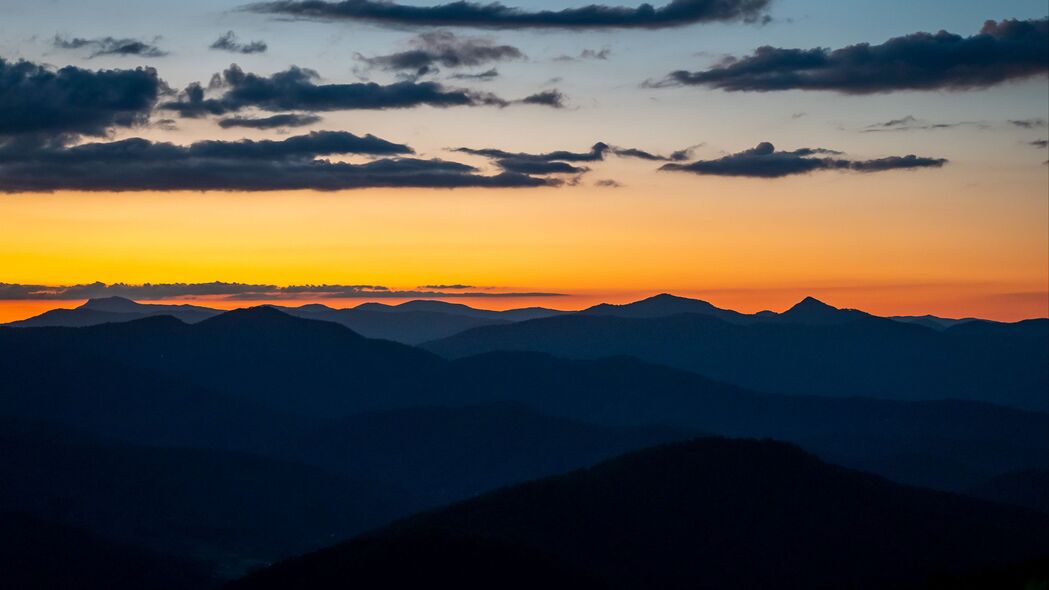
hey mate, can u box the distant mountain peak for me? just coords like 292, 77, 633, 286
580, 293, 747, 321
779, 296, 872, 325
79, 296, 142, 312
788, 296, 837, 312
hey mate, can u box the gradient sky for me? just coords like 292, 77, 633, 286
0, 0, 1046, 321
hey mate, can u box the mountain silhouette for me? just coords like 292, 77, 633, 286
274, 403, 692, 504
966, 469, 1049, 514
1, 310, 1044, 493
228, 438, 1049, 590
0, 512, 217, 590
772, 295, 874, 324
579, 293, 753, 322
0, 417, 408, 577
274, 303, 507, 344
424, 305, 1049, 411
5, 296, 220, 327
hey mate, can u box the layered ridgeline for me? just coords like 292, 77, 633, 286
426, 294, 1049, 411
229, 438, 1049, 590
0, 308, 1045, 493
0, 305, 1046, 586
7, 293, 1045, 410
3, 296, 562, 344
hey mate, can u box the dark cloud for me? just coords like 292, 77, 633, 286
218, 113, 322, 128
861, 116, 982, 132
660, 142, 947, 178
1031, 139, 1049, 149
0, 281, 565, 300
210, 31, 268, 54
0, 131, 555, 192
1010, 118, 1048, 129
357, 31, 522, 78
160, 64, 547, 116
246, 0, 772, 30
53, 35, 167, 58
659, 18, 1048, 93
449, 68, 499, 81
455, 141, 695, 175
0, 57, 161, 141
519, 89, 566, 108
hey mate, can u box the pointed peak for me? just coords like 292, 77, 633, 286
787, 296, 837, 312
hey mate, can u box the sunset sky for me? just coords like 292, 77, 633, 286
1, 0, 1046, 322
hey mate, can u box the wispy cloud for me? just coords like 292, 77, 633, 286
53, 35, 167, 58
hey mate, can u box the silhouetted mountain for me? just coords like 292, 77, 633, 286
424, 310, 1049, 411
891, 314, 978, 330
579, 293, 754, 322
0, 418, 408, 578
276, 404, 692, 504
913, 557, 1049, 590
5, 296, 220, 328
772, 295, 875, 325
0, 512, 217, 590
1, 313, 1044, 492
0, 307, 442, 416
426, 351, 1048, 491
275, 304, 507, 344
356, 299, 562, 322
228, 438, 1049, 590
966, 469, 1049, 513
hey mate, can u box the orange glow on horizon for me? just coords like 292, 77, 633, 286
1, 282, 1045, 325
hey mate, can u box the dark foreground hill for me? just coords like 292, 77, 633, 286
966, 469, 1049, 514
0, 512, 217, 590
0, 419, 407, 577
229, 438, 1049, 590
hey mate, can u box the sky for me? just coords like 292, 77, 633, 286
0, 0, 1046, 322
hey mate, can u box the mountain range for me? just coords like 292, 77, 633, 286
229, 438, 1049, 590
0, 295, 1045, 587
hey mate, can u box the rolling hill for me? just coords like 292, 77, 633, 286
228, 438, 1049, 590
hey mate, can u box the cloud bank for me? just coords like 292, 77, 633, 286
161, 64, 552, 116
660, 142, 947, 178
0, 57, 161, 141
0, 131, 555, 191
247, 0, 772, 30
659, 18, 1048, 93
0, 282, 564, 300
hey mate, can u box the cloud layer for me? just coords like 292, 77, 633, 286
661, 18, 1048, 93
660, 142, 947, 178
161, 64, 549, 116
247, 0, 772, 29
0, 281, 564, 300
0, 131, 554, 191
